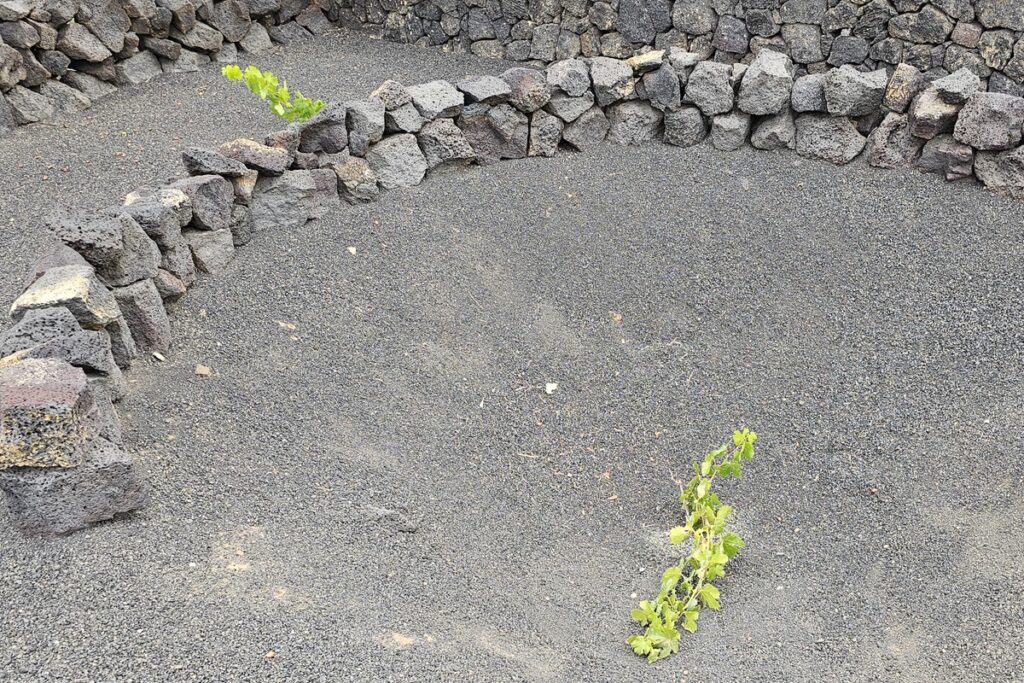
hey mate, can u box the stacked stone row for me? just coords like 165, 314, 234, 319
2, 49, 1021, 535
0, 0, 338, 133
345, 0, 1024, 96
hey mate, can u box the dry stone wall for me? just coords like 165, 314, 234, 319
346, 0, 1024, 96
3, 11, 1024, 535
2, 1, 1024, 135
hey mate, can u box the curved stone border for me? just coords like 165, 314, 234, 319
1, 51, 1022, 535
3, 0, 1024, 137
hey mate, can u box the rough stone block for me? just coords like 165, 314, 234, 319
917, 134, 974, 180
588, 56, 634, 106
737, 49, 794, 116
561, 105, 609, 151
751, 108, 796, 150
0, 358, 95, 469
407, 79, 463, 119
795, 114, 868, 165
663, 106, 707, 147
0, 436, 146, 536
250, 170, 316, 231
974, 147, 1024, 199
684, 61, 734, 116
170, 174, 234, 231
218, 138, 290, 175
607, 100, 662, 145
111, 278, 171, 353
11, 265, 120, 330
184, 228, 235, 273
824, 65, 888, 117
365, 133, 429, 189
458, 102, 529, 163
711, 110, 751, 151
417, 118, 475, 168
953, 92, 1024, 150
866, 112, 926, 168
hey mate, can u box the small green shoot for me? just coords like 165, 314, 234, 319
221, 64, 325, 123
627, 428, 758, 663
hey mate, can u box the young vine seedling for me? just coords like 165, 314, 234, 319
627, 428, 757, 663
221, 64, 325, 123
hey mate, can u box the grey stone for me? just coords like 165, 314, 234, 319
182, 146, 249, 176
641, 62, 681, 111
384, 102, 425, 134
0, 42, 25, 90
114, 46, 161, 85
456, 74, 511, 105
170, 21, 223, 52
684, 61, 734, 116
751, 108, 796, 150
607, 100, 662, 145
308, 168, 339, 220
142, 36, 182, 60
122, 187, 191, 247
321, 151, 379, 204
184, 227, 234, 273
672, 0, 716, 35
782, 23, 824, 63
0, 19, 38, 47
44, 210, 122, 268
710, 110, 751, 151
979, 29, 1015, 70
250, 170, 315, 231
0, 0, 33, 21
369, 79, 412, 110
37, 80, 89, 114
865, 112, 925, 168
791, 72, 828, 112
294, 103, 347, 154
663, 105, 707, 147
62, 70, 117, 101
501, 67, 551, 113
907, 87, 961, 138
0, 356, 94, 470
618, 0, 671, 44
546, 58, 590, 97
5, 84, 54, 124
974, 146, 1024, 198
737, 49, 794, 116
780, 0, 826, 24
111, 278, 171, 353
218, 137, 290, 175
712, 14, 749, 54
931, 67, 981, 103
345, 99, 386, 157
795, 113, 868, 164
365, 133, 428, 189
666, 47, 700, 82
953, 92, 1024, 150
153, 268, 187, 302
561, 104, 609, 150
9, 265, 120, 332
0, 435, 145, 536
230, 169, 257, 206
884, 63, 927, 113
588, 56, 634, 106
824, 66, 887, 117
0, 307, 116, 377
208, 0, 248, 42
530, 22, 559, 61
528, 109, 563, 157
888, 6, 954, 44
407, 79, 463, 119
828, 35, 869, 66
159, 244, 196, 288
916, 134, 974, 180
57, 21, 111, 61
237, 19, 272, 52
417, 117, 475, 168
976, 0, 1024, 31
544, 90, 595, 123
266, 19, 310, 44
170, 174, 233, 231
457, 103, 529, 164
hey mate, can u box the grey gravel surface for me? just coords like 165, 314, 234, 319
2, 31, 1024, 683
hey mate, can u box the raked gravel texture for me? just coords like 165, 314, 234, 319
2, 32, 1024, 683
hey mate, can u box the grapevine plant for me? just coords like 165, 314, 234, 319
627, 428, 757, 663
221, 64, 325, 122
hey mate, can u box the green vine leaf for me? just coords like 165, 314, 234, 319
627, 429, 758, 663
220, 64, 325, 123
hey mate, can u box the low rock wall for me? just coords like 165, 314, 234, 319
1, 50, 1023, 535
2, 1, 1024, 136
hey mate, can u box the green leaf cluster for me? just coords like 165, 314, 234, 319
626, 428, 757, 663
221, 64, 325, 123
